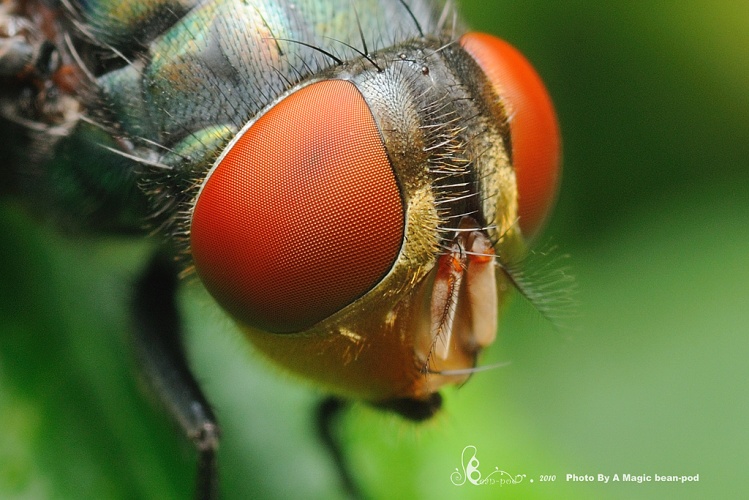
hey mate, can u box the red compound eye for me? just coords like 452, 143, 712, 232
191, 80, 404, 333
461, 32, 561, 238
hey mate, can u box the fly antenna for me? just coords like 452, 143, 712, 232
499, 243, 578, 330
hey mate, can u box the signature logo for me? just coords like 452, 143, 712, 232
451, 445, 526, 486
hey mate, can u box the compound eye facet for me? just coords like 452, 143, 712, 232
460, 32, 561, 238
191, 80, 404, 333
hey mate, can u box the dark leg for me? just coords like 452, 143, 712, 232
316, 397, 362, 499
372, 393, 442, 422
132, 253, 219, 500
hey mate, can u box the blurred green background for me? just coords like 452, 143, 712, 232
1, 1, 748, 498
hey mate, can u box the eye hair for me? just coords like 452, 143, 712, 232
272, 38, 344, 66
436, 223, 498, 235
441, 209, 480, 221
426, 361, 511, 377
58, 0, 101, 48
436, 0, 455, 35
100, 144, 170, 170
348, 0, 382, 72
321, 36, 382, 72
62, 32, 97, 84
252, 5, 284, 57
397, 0, 425, 38
138, 137, 183, 157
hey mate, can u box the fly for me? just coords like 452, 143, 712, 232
0, 0, 565, 498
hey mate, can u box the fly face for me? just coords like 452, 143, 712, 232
1, 0, 562, 494
3, 0, 560, 411
187, 27, 561, 414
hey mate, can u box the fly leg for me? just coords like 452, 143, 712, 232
132, 253, 219, 500
316, 397, 362, 499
